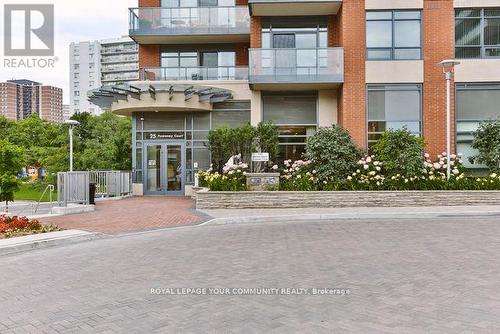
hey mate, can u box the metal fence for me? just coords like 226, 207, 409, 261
58, 171, 132, 207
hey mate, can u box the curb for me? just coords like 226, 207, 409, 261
0, 230, 102, 256
200, 210, 500, 226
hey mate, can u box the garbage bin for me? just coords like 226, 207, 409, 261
89, 183, 96, 205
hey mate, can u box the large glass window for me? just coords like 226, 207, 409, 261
456, 84, 500, 168
367, 85, 422, 148
263, 93, 317, 161
366, 11, 421, 60
455, 8, 500, 58
160, 50, 236, 80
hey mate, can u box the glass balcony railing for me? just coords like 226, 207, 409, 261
141, 66, 249, 81
129, 6, 250, 36
249, 48, 344, 84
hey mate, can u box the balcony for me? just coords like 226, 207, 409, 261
129, 6, 250, 44
248, 0, 342, 16
140, 66, 248, 81
249, 48, 344, 90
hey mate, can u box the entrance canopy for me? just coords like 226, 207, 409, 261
88, 83, 234, 116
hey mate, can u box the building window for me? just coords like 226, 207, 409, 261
366, 11, 421, 60
455, 8, 500, 59
456, 83, 500, 168
367, 84, 422, 148
261, 18, 328, 49
74, 91, 80, 97
160, 50, 236, 80
262, 93, 317, 161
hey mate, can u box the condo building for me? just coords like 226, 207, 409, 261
89, 0, 500, 196
70, 37, 139, 116
70, 41, 102, 115
0, 80, 63, 123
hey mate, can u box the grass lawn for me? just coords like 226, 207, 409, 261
14, 183, 57, 202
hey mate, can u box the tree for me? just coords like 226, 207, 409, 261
373, 128, 425, 177
0, 140, 25, 212
305, 126, 362, 181
470, 120, 500, 172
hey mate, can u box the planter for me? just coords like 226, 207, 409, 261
196, 190, 500, 210
245, 173, 280, 191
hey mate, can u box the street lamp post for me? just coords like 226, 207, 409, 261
64, 120, 80, 172
439, 60, 460, 179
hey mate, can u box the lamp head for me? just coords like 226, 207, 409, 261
439, 59, 461, 74
64, 120, 80, 127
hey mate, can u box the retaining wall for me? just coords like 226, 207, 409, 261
196, 191, 500, 210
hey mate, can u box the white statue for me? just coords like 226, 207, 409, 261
223, 154, 242, 172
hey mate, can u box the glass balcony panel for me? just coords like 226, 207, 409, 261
249, 48, 344, 84
141, 66, 248, 81
129, 6, 249, 36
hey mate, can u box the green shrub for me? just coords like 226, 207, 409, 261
305, 126, 362, 182
207, 122, 279, 172
470, 120, 500, 172
372, 128, 425, 177
0, 140, 25, 210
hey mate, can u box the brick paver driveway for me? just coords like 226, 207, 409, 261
41, 197, 206, 234
1, 216, 500, 333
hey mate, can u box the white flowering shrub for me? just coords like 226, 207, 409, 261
197, 162, 249, 191
346, 155, 385, 190
279, 160, 320, 191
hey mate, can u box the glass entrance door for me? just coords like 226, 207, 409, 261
144, 143, 185, 195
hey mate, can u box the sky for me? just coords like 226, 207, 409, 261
0, 0, 138, 104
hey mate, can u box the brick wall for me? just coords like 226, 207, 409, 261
337, 0, 366, 149
250, 17, 262, 48
328, 15, 340, 47
236, 44, 249, 66
139, 45, 160, 80
139, 0, 159, 6
423, 0, 455, 157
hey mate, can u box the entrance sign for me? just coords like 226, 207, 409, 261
252, 153, 269, 162
145, 132, 185, 140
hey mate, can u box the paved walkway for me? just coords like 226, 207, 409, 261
1, 216, 500, 332
40, 197, 206, 234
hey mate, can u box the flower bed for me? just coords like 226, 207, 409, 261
197, 153, 500, 192
0, 215, 61, 239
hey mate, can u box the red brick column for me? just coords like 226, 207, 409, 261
250, 17, 262, 48
328, 15, 340, 47
423, 0, 455, 157
236, 44, 249, 66
139, 45, 161, 80
139, 0, 160, 6
338, 0, 366, 149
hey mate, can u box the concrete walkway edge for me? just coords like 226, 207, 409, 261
201, 206, 500, 226
0, 230, 101, 256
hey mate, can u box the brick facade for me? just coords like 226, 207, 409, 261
422, 0, 455, 157
236, 44, 249, 66
138, 0, 160, 6
250, 17, 262, 48
337, 0, 366, 148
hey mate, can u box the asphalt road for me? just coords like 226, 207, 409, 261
1, 216, 500, 333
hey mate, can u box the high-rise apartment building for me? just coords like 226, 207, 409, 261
88, 0, 500, 196
100, 37, 140, 87
69, 41, 102, 115
0, 80, 63, 123
69, 37, 139, 116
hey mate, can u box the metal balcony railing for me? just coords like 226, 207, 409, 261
129, 6, 250, 36
249, 48, 344, 84
141, 66, 249, 81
